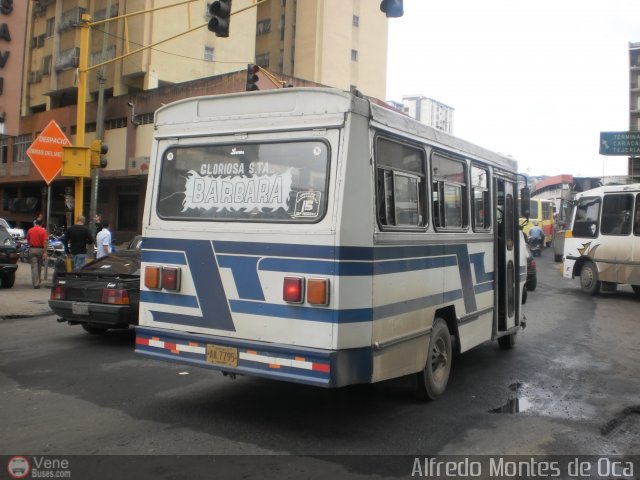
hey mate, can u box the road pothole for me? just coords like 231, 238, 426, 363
489, 382, 532, 414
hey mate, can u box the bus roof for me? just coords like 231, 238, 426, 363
154, 87, 518, 172
575, 183, 640, 198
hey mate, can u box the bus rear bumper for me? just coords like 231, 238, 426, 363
135, 326, 373, 388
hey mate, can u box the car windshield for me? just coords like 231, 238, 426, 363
0, 226, 14, 246
80, 251, 141, 275
0, 218, 10, 229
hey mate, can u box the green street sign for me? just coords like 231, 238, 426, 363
599, 131, 640, 156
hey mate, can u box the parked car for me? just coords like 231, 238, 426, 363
49, 236, 142, 334
0, 218, 25, 240
0, 225, 19, 288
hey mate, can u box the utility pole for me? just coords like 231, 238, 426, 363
89, 0, 112, 249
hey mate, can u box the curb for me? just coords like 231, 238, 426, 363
0, 311, 55, 320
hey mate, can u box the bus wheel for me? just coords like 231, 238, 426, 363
632, 285, 640, 297
580, 261, 600, 296
416, 318, 452, 401
498, 332, 517, 350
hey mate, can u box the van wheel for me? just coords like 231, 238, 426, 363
416, 318, 452, 401
580, 261, 600, 296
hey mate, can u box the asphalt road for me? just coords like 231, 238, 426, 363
1, 249, 638, 478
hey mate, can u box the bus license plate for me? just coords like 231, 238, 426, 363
72, 302, 89, 316
206, 344, 238, 367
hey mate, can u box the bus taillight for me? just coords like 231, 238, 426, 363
283, 276, 304, 303
161, 267, 181, 291
144, 266, 160, 289
307, 278, 329, 305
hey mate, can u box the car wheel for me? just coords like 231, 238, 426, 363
416, 318, 452, 401
526, 276, 537, 292
632, 285, 640, 297
82, 325, 109, 335
580, 261, 600, 296
1, 271, 15, 288
554, 254, 562, 262
498, 332, 517, 350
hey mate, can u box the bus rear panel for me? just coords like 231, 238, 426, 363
136, 88, 526, 395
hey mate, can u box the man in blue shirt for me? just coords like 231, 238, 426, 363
529, 221, 544, 244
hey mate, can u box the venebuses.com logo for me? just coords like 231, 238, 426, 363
7, 456, 30, 479
7, 456, 72, 478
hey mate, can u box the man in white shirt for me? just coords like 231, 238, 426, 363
95, 220, 112, 259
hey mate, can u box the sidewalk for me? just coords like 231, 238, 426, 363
0, 259, 55, 319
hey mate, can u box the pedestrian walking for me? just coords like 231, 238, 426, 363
94, 213, 103, 236
63, 215, 94, 269
26, 219, 47, 288
95, 220, 112, 259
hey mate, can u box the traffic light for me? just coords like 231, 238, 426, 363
207, 0, 232, 37
90, 139, 108, 168
380, 0, 403, 17
246, 64, 259, 91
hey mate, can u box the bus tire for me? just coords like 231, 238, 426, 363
498, 332, 517, 350
416, 318, 452, 401
580, 261, 600, 296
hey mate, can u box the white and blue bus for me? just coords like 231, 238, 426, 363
136, 88, 529, 400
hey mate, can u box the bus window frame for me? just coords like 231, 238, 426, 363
431, 150, 469, 232
600, 193, 634, 236
635, 194, 640, 237
154, 138, 332, 224
572, 196, 601, 239
374, 134, 428, 232
470, 163, 491, 232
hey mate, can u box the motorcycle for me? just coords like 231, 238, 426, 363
528, 236, 542, 257
16, 239, 30, 263
47, 235, 66, 267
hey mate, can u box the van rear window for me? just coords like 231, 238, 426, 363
156, 141, 329, 222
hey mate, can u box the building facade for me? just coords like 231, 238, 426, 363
630, 41, 640, 176
0, 0, 388, 242
401, 94, 454, 134
255, 0, 387, 100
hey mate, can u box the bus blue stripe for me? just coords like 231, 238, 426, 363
142, 250, 187, 265
474, 282, 494, 294
141, 290, 199, 308
228, 287, 465, 324
228, 300, 370, 323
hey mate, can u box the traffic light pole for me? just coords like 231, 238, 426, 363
71, 14, 91, 222
70, 0, 263, 222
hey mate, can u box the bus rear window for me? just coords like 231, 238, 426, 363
156, 141, 329, 222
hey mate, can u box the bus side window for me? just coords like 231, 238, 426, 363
471, 165, 490, 231
573, 197, 601, 238
374, 136, 426, 229
601, 194, 633, 236
431, 152, 467, 230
